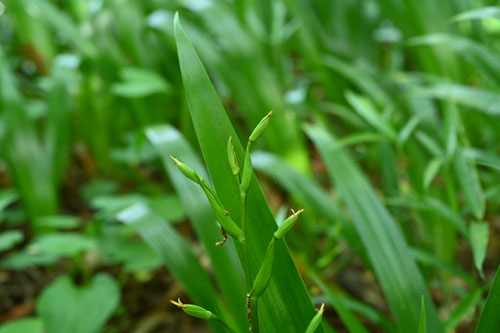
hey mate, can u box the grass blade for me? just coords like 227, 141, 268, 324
146, 125, 248, 332
305, 124, 442, 332
313, 277, 370, 333
174, 14, 320, 332
418, 297, 427, 333
445, 288, 482, 332
116, 204, 226, 332
475, 265, 500, 333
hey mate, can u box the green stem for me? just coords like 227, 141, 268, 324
250, 294, 259, 333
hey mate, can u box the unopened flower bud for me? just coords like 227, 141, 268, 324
249, 110, 274, 143
227, 136, 240, 175
305, 303, 325, 333
170, 156, 201, 184
171, 299, 214, 320
274, 209, 304, 239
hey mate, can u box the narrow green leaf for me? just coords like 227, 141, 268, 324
453, 148, 485, 220
470, 222, 489, 278
252, 151, 358, 245
445, 289, 482, 332
112, 67, 171, 98
305, 124, 442, 332
146, 125, 247, 331
475, 265, 500, 333
0, 230, 24, 252
418, 297, 427, 333
411, 248, 476, 286
450, 7, 500, 22
345, 91, 397, 140
116, 203, 227, 332
423, 158, 443, 188
174, 14, 319, 332
314, 277, 370, 333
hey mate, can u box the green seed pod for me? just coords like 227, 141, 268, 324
249, 110, 274, 143
170, 156, 201, 184
226, 136, 240, 175
274, 209, 304, 240
171, 299, 213, 320
240, 146, 253, 194
251, 237, 275, 297
201, 184, 244, 241
305, 303, 325, 333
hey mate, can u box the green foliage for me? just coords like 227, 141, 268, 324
0, 0, 498, 332
36, 274, 119, 333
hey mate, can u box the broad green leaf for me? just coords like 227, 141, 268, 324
33, 215, 81, 230
112, 67, 171, 98
418, 297, 427, 333
445, 289, 482, 332
116, 203, 227, 332
0, 189, 18, 224
98, 235, 162, 272
29, 233, 96, 257
174, 14, 320, 332
475, 265, 500, 333
305, 124, 442, 332
1, 251, 58, 269
146, 125, 248, 332
314, 277, 370, 333
37, 274, 119, 333
470, 222, 489, 278
0, 318, 43, 333
0, 230, 24, 252
453, 148, 485, 220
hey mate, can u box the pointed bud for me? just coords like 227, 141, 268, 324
249, 110, 274, 143
251, 237, 275, 297
200, 184, 244, 242
170, 156, 201, 184
171, 298, 213, 320
240, 146, 253, 194
226, 136, 240, 175
274, 209, 304, 239
305, 303, 325, 333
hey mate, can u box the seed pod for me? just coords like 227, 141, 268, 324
249, 110, 274, 143
251, 237, 275, 297
305, 303, 325, 333
170, 156, 201, 184
201, 184, 244, 242
240, 146, 253, 194
274, 209, 304, 240
226, 136, 240, 175
171, 299, 213, 320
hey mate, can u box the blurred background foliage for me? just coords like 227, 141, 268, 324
0, 0, 499, 332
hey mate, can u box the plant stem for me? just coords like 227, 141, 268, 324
250, 294, 259, 333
